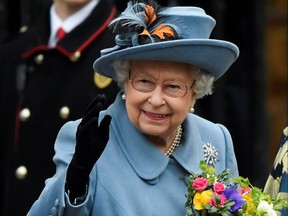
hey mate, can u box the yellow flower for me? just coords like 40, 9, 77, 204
243, 194, 256, 213
193, 190, 213, 210
193, 192, 203, 210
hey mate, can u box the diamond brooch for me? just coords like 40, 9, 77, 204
203, 142, 219, 165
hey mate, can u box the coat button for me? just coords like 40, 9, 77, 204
34, 54, 44, 64
69, 51, 81, 62
19, 108, 31, 121
15, 165, 28, 179
59, 106, 70, 119
19, 26, 28, 33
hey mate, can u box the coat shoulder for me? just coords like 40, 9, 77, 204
191, 114, 229, 136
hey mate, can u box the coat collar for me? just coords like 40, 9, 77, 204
22, 0, 117, 59
105, 94, 205, 181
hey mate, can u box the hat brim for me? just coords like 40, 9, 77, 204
93, 39, 239, 80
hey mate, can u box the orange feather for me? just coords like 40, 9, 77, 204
152, 24, 175, 39
139, 28, 151, 37
144, 5, 157, 25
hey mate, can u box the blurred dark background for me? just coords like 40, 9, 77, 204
0, 0, 287, 187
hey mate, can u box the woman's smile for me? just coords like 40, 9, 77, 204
143, 111, 169, 121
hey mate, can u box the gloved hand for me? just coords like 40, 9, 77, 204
66, 94, 111, 200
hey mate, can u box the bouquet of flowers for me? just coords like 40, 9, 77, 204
185, 161, 288, 216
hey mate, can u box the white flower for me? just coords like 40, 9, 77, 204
257, 200, 277, 216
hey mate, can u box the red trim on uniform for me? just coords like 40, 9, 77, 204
76, 6, 117, 53
22, 7, 117, 59
22, 45, 50, 59
55, 46, 74, 57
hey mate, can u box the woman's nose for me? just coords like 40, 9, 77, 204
147, 85, 166, 106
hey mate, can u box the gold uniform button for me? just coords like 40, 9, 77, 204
59, 106, 70, 119
15, 165, 28, 180
69, 51, 81, 62
34, 54, 44, 64
19, 108, 31, 121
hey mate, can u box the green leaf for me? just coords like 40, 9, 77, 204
199, 160, 208, 171
221, 210, 233, 216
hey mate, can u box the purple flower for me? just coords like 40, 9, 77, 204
223, 187, 245, 212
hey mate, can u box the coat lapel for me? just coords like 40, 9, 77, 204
173, 115, 205, 174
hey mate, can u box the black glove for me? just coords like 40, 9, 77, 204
66, 94, 111, 200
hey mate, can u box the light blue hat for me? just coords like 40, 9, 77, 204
93, 0, 239, 81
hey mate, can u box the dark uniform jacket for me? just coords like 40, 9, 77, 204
0, 0, 119, 215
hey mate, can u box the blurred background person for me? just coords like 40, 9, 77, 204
0, 0, 119, 215
264, 124, 288, 216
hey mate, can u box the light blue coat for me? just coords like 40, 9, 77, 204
27, 94, 238, 216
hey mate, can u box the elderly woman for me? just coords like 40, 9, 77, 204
28, 1, 239, 215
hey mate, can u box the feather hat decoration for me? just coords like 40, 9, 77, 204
109, 0, 180, 46
93, 0, 239, 81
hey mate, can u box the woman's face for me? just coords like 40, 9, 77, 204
125, 60, 197, 140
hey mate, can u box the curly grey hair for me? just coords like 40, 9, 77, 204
112, 60, 214, 99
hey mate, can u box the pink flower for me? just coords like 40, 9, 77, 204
210, 193, 227, 207
213, 182, 225, 194
192, 178, 208, 191
238, 187, 251, 195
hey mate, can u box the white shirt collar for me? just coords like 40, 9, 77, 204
48, 0, 99, 47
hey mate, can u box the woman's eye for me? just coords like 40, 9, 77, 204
137, 79, 154, 85
165, 83, 181, 91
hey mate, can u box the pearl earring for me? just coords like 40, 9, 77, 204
122, 93, 126, 100
189, 107, 194, 113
